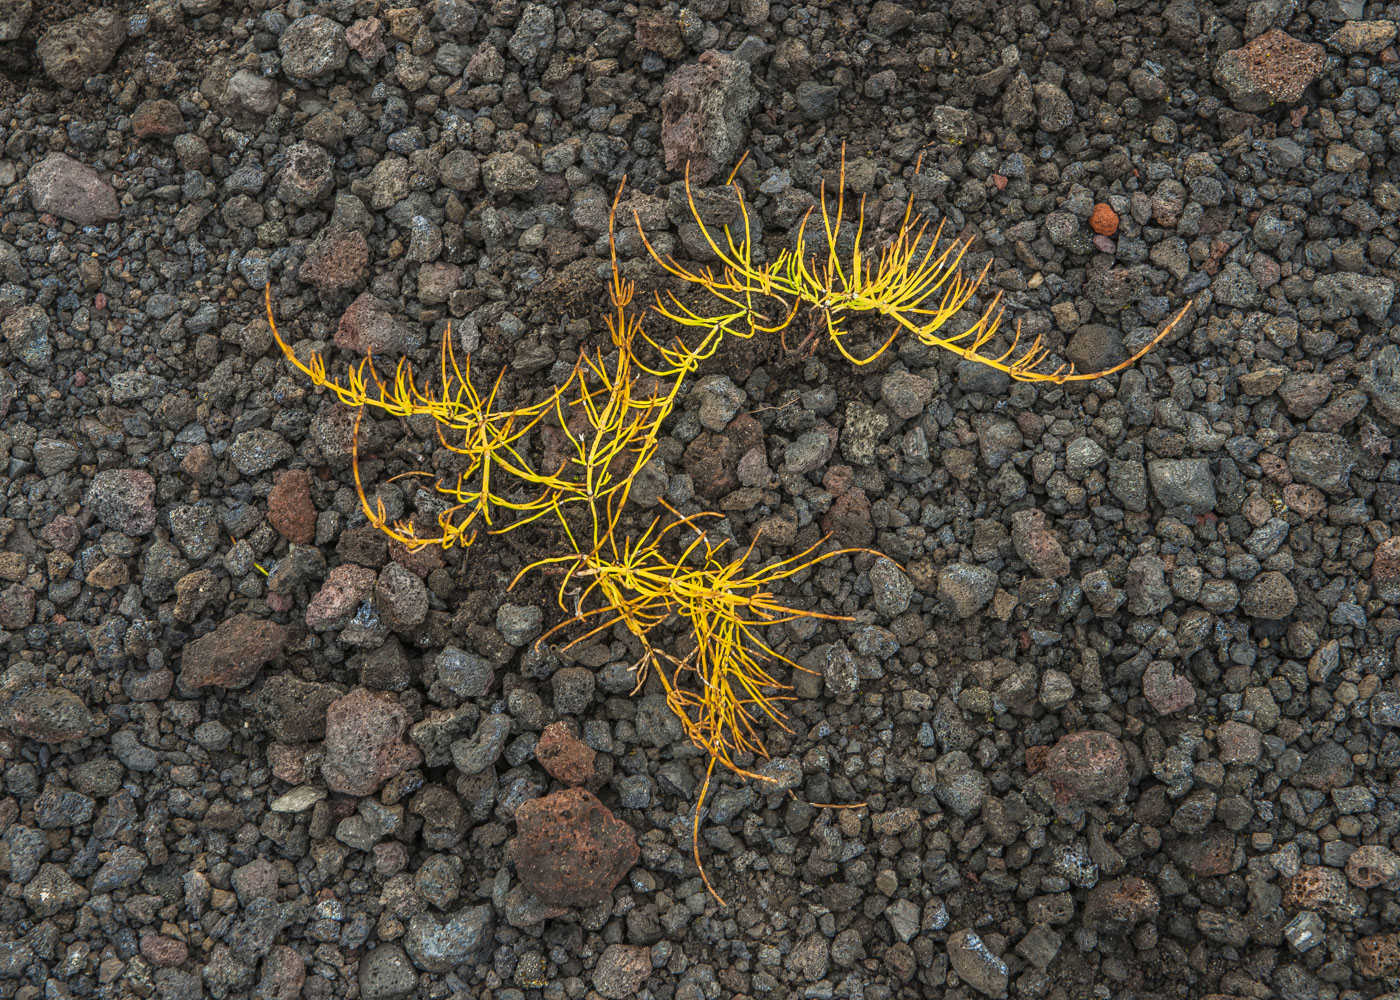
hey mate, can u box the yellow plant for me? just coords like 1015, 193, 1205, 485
512, 494, 871, 903
639, 147, 1192, 379
268, 145, 1186, 907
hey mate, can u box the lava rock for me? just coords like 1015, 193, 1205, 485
180, 614, 289, 690
1043, 731, 1130, 805
402, 906, 494, 972
660, 51, 757, 184
322, 688, 423, 796
535, 721, 597, 786
27, 153, 120, 225
7, 687, 94, 743
37, 10, 126, 89
946, 929, 1008, 997
280, 14, 348, 78
937, 563, 997, 618
1213, 29, 1324, 111
511, 787, 638, 907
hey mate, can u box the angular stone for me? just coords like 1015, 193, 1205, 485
180, 614, 289, 690
511, 787, 638, 907
28, 154, 119, 225
322, 688, 422, 796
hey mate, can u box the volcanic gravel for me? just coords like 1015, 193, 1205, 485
2, 1, 1400, 999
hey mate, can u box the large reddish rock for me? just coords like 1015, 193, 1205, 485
306, 564, 377, 630
1010, 509, 1069, 579
299, 227, 368, 292
1213, 29, 1325, 112
180, 614, 289, 690
268, 469, 316, 544
1346, 845, 1400, 890
28, 154, 120, 225
335, 292, 410, 356
683, 413, 763, 499
660, 50, 757, 184
535, 721, 597, 787
321, 688, 421, 796
132, 99, 183, 139
512, 788, 638, 907
1042, 730, 1129, 805
1083, 877, 1160, 934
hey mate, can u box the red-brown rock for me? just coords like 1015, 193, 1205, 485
321, 688, 422, 796
299, 227, 368, 292
1083, 877, 1159, 934
179, 614, 289, 690
268, 469, 316, 544
512, 787, 638, 907
305, 564, 377, 631
1358, 934, 1400, 978
1283, 865, 1352, 916
535, 722, 597, 787
1043, 730, 1129, 805
1089, 203, 1119, 236
140, 933, 188, 967
132, 99, 183, 139
335, 292, 410, 356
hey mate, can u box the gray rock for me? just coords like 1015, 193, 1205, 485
947, 929, 1008, 997
26, 154, 119, 226
451, 713, 512, 775
1287, 432, 1354, 492
37, 10, 126, 89
1148, 458, 1216, 513
280, 14, 348, 78
934, 752, 990, 818
885, 898, 920, 943
377, 563, 429, 630
0, 1, 30, 42
591, 944, 652, 1000
1313, 272, 1395, 321
86, 469, 156, 535
2, 303, 51, 370
481, 152, 540, 197
90, 845, 148, 892
230, 429, 293, 476
794, 80, 841, 120
359, 944, 418, 1000
403, 905, 494, 972
23, 864, 87, 917
869, 557, 913, 617
276, 141, 335, 207
937, 563, 996, 618
880, 371, 934, 419
841, 401, 890, 466
496, 603, 543, 647
507, 3, 555, 64
434, 647, 494, 701
696, 375, 747, 431
1361, 345, 1400, 422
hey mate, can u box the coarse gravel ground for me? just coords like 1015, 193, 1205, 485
2, 1, 1400, 1000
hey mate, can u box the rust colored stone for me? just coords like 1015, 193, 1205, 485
535, 722, 598, 787
268, 469, 316, 544
512, 787, 638, 907
1089, 203, 1119, 236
